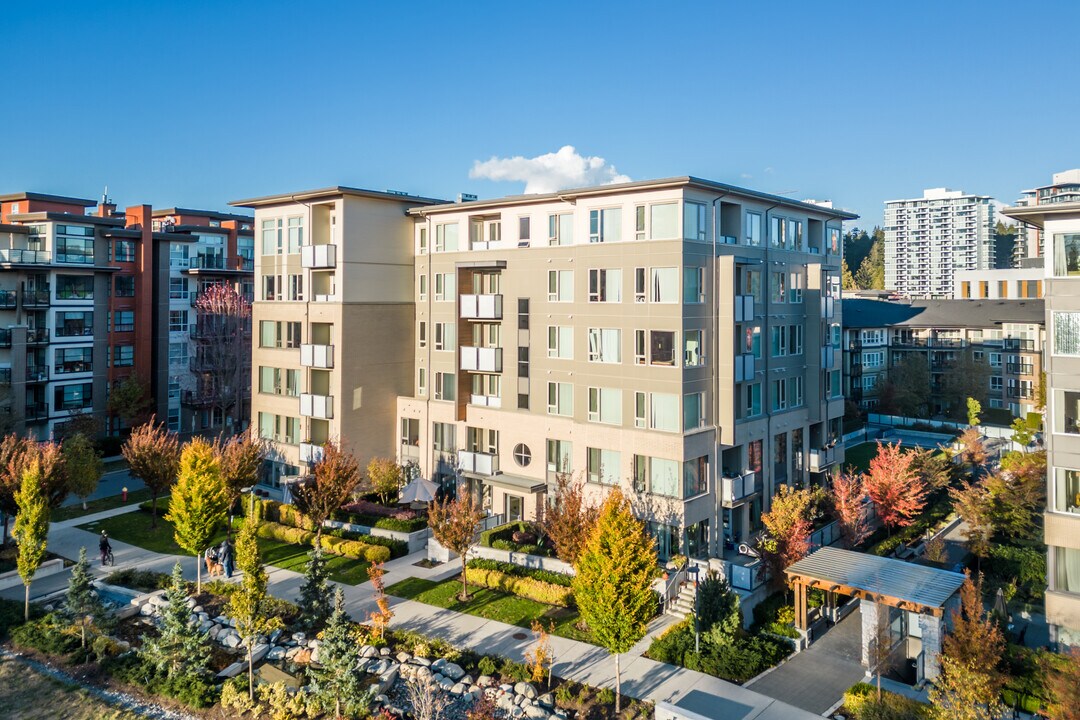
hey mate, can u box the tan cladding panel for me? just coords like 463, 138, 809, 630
1045, 591, 1080, 635
1046, 511, 1080, 551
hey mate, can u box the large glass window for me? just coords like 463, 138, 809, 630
435, 223, 459, 252
684, 330, 704, 367
588, 268, 622, 302
684, 392, 704, 430
548, 213, 573, 246
547, 326, 573, 359
684, 202, 707, 241
744, 383, 761, 417
746, 212, 762, 246
587, 448, 621, 486
113, 310, 134, 332
114, 275, 135, 297
650, 330, 676, 366
55, 346, 92, 374
547, 439, 572, 478
112, 345, 134, 367
650, 203, 678, 239
589, 208, 622, 243
1053, 233, 1080, 277
683, 267, 704, 303
55, 225, 94, 264
1054, 312, 1080, 355
547, 382, 573, 416
587, 387, 622, 425
650, 458, 680, 497
684, 456, 708, 498
547, 270, 574, 302
1054, 468, 1080, 515
54, 382, 92, 411
587, 327, 622, 363
56, 275, 94, 300
649, 392, 679, 432
1055, 547, 1080, 594
434, 372, 456, 401
114, 240, 135, 262
286, 217, 303, 254
55, 311, 92, 337
650, 267, 678, 303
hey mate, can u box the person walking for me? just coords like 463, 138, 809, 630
219, 534, 233, 578
99, 530, 112, 566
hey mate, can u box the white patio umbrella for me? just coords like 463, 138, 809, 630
398, 476, 440, 504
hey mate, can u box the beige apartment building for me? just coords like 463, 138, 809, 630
396, 177, 855, 564
1004, 199, 1080, 649
233, 187, 443, 493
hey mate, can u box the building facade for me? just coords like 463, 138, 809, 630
843, 298, 1044, 420
1013, 169, 1080, 262
234, 187, 443, 495
884, 188, 996, 299
395, 177, 854, 563
1004, 200, 1080, 649
954, 266, 1044, 300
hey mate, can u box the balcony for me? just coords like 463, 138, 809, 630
299, 442, 325, 465
54, 325, 93, 339
1004, 338, 1037, 353
0, 368, 10, 385
460, 294, 503, 320
20, 287, 50, 307
892, 337, 928, 348
301, 244, 337, 269
0, 290, 15, 309
734, 294, 754, 322
399, 442, 421, 464
459, 450, 499, 476
734, 353, 755, 383
470, 394, 502, 408
299, 393, 334, 419
721, 472, 760, 507
26, 366, 49, 383
1007, 363, 1035, 375
24, 401, 49, 421
300, 344, 334, 368
187, 255, 253, 273
809, 446, 839, 472
27, 328, 49, 344
0, 249, 51, 264
181, 389, 213, 407
460, 346, 503, 373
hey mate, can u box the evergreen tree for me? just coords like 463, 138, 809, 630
14, 458, 49, 621
66, 546, 107, 649
298, 545, 332, 629
313, 587, 366, 719
695, 570, 741, 645
572, 488, 657, 713
140, 562, 212, 682
166, 437, 228, 593
841, 258, 856, 290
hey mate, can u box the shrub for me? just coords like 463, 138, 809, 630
596, 687, 615, 706
464, 566, 574, 607
843, 682, 932, 720
752, 592, 789, 630
278, 503, 314, 531
765, 605, 800, 639
105, 568, 174, 592
498, 658, 532, 683
342, 499, 419, 520
358, 534, 408, 558
11, 613, 81, 656
0, 598, 41, 640
466, 558, 573, 587
258, 520, 316, 546
478, 656, 498, 677
554, 684, 575, 705
108, 653, 219, 709
334, 509, 429, 533
317, 534, 391, 563
648, 620, 790, 683
253, 497, 281, 522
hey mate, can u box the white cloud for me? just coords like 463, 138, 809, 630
470, 145, 630, 194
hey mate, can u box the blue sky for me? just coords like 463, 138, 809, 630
2, 1, 1078, 227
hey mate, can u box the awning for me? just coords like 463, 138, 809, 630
463, 472, 547, 494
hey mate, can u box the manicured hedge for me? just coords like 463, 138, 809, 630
480, 521, 553, 556
256, 521, 315, 546
464, 566, 574, 607
319, 534, 391, 563
326, 527, 408, 559
333, 509, 428, 533
842, 682, 932, 720
466, 558, 572, 587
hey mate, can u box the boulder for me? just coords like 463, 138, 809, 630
267, 646, 287, 661
148, 594, 168, 608
396, 651, 412, 664
412, 656, 432, 667
374, 667, 399, 696
499, 683, 515, 693
250, 643, 271, 663
193, 605, 204, 614
451, 683, 466, 695
438, 676, 454, 691
198, 619, 214, 633
185, 597, 196, 609
216, 661, 246, 679
269, 628, 283, 644
293, 648, 312, 664
414, 666, 433, 680
477, 675, 495, 688
291, 632, 306, 645
515, 682, 538, 700
209, 624, 224, 639
285, 646, 304, 661
220, 632, 242, 649
469, 685, 481, 695
510, 706, 525, 719
213, 615, 229, 626
355, 658, 372, 673
496, 695, 517, 712
442, 662, 466, 681
368, 659, 389, 675
360, 645, 378, 658
380, 647, 392, 656
538, 693, 554, 709
461, 675, 474, 686
525, 704, 549, 719
432, 658, 447, 671
139, 603, 155, 617
373, 694, 389, 706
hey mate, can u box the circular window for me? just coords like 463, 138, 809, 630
513, 443, 532, 467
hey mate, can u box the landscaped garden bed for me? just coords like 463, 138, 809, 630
479, 521, 554, 556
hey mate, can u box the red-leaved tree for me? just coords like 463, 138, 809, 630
122, 419, 181, 528
758, 484, 813, 582
293, 441, 362, 544
832, 471, 870, 549
539, 472, 599, 565
193, 283, 251, 434
863, 441, 926, 536
429, 494, 484, 601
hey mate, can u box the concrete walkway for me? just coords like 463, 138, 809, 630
26, 504, 820, 720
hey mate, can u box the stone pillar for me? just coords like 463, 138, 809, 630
919, 613, 944, 681
861, 599, 890, 669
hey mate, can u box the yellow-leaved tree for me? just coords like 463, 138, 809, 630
167, 437, 229, 594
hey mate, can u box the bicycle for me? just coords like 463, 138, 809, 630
101, 549, 114, 567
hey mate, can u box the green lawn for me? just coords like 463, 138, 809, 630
51, 488, 153, 523
386, 576, 592, 643
77, 511, 370, 585
843, 442, 879, 473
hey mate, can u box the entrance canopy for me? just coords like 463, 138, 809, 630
785, 547, 966, 627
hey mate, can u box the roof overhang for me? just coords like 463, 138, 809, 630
231, 186, 447, 208
1002, 201, 1080, 229
465, 473, 547, 494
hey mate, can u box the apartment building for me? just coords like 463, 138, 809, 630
0, 192, 253, 440
884, 188, 996, 298
1013, 169, 1080, 262
842, 298, 1044, 419
1004, 199, 1080, 649
396, 177, 855, 564
954, 265, 1044, 300
232, 187, 443, 494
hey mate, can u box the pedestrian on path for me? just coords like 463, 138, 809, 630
98, 531, 112, 566
219, 534, 233, 578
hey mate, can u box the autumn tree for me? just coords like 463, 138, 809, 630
831, 472, 870, 549
524, 620, 553, 686
930, 573, 1005, 720
122, 419, 180, 528
293, 441, 362, 543
216, 431, 266, 520
758, 484, 813, 580
14, 459, 49, 621
958, 426, 988, 477
986, 458, 1045, 542
192, 283, 251, 433
887, 354, 931, 417
863, 442, 926, 536
166, 437, 229, 593
106, 375, 152, 429
573, 488, 656, 713
367, 561, 392, 641
967, 397, 982, 427
62, 433, 102, 511
228, 508, 283, 701
366, 457, 403, 506
911, 448, 955, 494
950, 479, 993, 568
428, 494, 483, 601
0, 437, 67, 544
1045, 648, 1080, 720
942, 352, 990, 421
539, 472, 599, 565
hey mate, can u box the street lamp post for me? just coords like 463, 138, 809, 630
240, 486, 255, 520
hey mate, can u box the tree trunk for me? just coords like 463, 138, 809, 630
614, 652, 621, 713
248, 645, 254, 700
150, 493, 158, 529
461, 555, 469, 601
24, 583, 30, 622
82, 499, 88, 511
197, 550, 202, 595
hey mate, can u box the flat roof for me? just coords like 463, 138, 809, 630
151, 207, 254, 222
1002, 201, 1080, 229
231, 186, 448, 208
408, 176, 859, 221
843, 297, 1044, 329
0, 191, 96, 206
786, 547, 966, 611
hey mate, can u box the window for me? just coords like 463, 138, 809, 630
434, 372, 456, 401
418, 367, 427, 395
789, 271, 803, 303
1053, 234, 1080, 277
55, 346, 92, 374
54, 382, 92, 411
435, 222, 459, 252
114, 240, 135, 262
262, 274, 278, 301
518, 216, 530, 245
683, 392, 704, 430
286, 217, 303, 254
589, 208, 621, 243
169, 342, 189, 365
418, 321, 427, 348
650, 267, 678, 303
547, 382, 573, 416
518, 298, 529, 329
651, 203, 679, 239
588, 268, 622, 302
744, 382, 761, 417
862, 375, 877, 391
548, 213, 573, 246
684, 201, 706, 241
288, 274, 303, 301
829, 369, 842, 398
546, 439, 572, 478
112, 345, 134, 367
864, 351, 884, 368
684, 330, 704, 367
746, 212, 762, 246
547, 270, 573, 302
635, 205, 646, 240
771, 216, 785, 248
649, 457, 680, 497
1053, 468, 1080, 514
55, 225, 94, 264
434, 273, 455, 301
744, 325, 762, 357
587, 448, 621, 486
990, 376, 1003, 391
650, 330, 676, 366
649, 392, 679, 432
113, 310, 133, 332
772, 379, 788, 411
634, 329, 646, 365
587, 327, 622, 363
434, 323, 455, 352
547, 326, 573, 359
1054, 547, 1080, 594
745, 268, 762, 302
788, 325, 803, 355
258, 320, 301, 349
683, 267, 704, 303
634, 391, 646, 428
770, 326, 787, 357
261, 219, 280, 255
788, 220, 803, 250
418, 227, 427, 255
56, 311, 93, 337
791, 376, 803, 407
587, 387, 622, 425
829, 227, 841, 254
168, 310, 188, 332
634, 267, 646, 303
513, 444, 532, 467
684, 456, 708, 498
57, 275, 93, 300
418, 274, 427, 301
770, 271, 786, 303
1054, 312, 1080, 356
